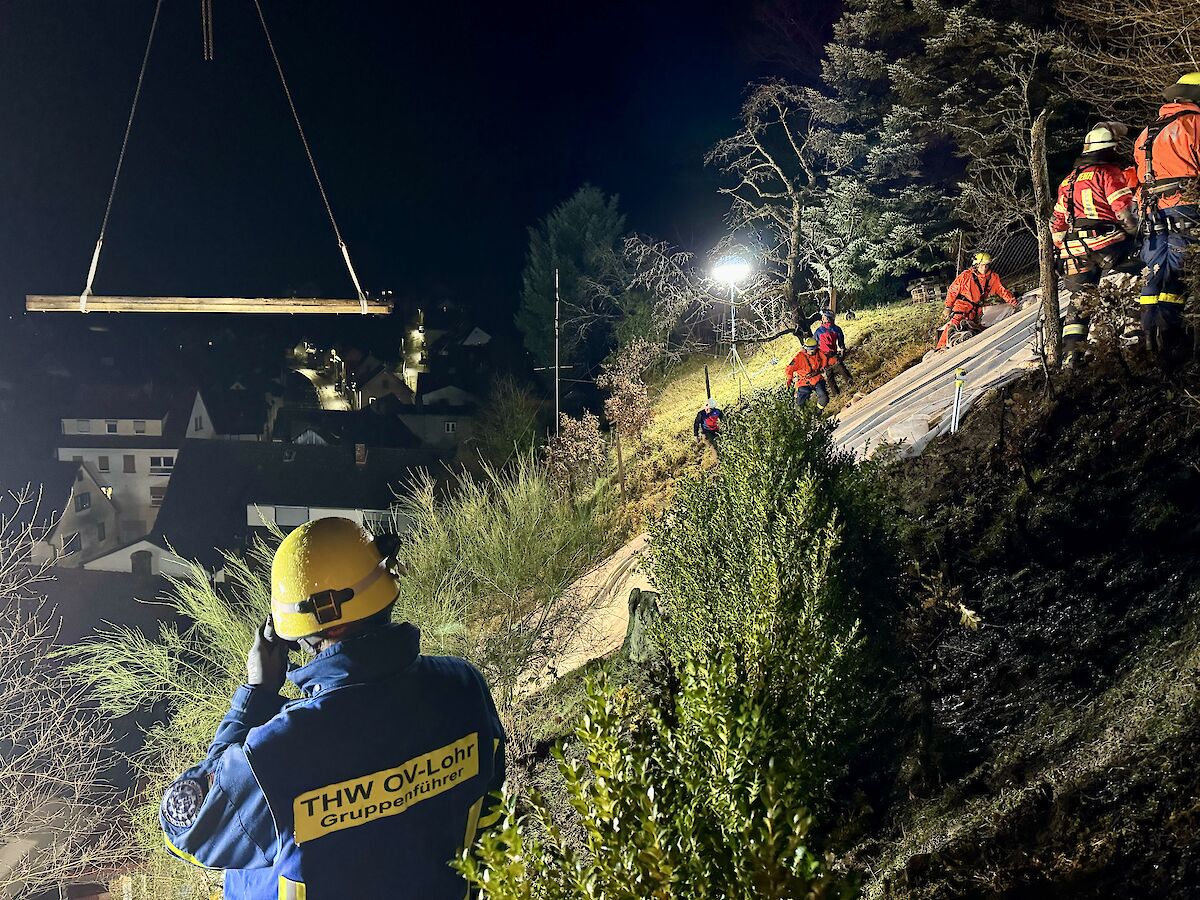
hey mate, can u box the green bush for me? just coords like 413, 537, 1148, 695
64, 541, 278, 899
646, 389, 893, 807
456, 651, 852, 899
394, 455, 620, 708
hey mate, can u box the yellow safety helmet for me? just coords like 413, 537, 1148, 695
801, 334, 819, 352
1164, 72, 1200, 102
271, 517, 400, 641
973, 251, 992, 266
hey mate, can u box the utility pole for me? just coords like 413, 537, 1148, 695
554, 267, 561, 435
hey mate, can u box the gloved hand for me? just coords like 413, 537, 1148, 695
246, 615, 291, 692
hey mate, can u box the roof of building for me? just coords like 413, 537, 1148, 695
149, 439, 445, 569
61, 382, 182, 421
273, 408, 422, 448
0, 455, 80, 532
198, 388, 268, 436
56, 433, 185, 450
32, 568, 182, 792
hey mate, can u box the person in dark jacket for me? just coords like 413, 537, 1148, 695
813, 310, 856, 395
159, 517, 506, 900
693, 397, 724, 454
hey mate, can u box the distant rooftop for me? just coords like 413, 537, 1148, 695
149, 439, 444, 569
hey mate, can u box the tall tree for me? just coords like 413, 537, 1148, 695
707, 81, 848, 316
515, 186, 626, 372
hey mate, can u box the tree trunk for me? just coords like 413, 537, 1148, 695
785, 201, 805, 315
615, 431, 627, 500
1030, 108, 1062, 367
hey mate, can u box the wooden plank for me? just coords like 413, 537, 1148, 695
26, 295, 393, 314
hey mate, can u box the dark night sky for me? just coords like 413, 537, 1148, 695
0, 0, 795, 342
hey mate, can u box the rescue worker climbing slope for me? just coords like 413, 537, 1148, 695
814, 309, 856, 395
693, 397, 723, 453
937, 252, 1018, 350
1134, 73, 1200, 362
786, 335, 832, 411
159, 517, 506, 899
1050, 123, 1139, 367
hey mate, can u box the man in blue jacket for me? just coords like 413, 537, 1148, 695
693, 397, 724, 455
160, 517, 506, 899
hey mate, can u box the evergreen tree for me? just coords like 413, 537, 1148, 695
515, 186, 626, 371
817, 0, 957, 291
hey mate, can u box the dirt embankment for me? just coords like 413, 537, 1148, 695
853, 357, 1200, 897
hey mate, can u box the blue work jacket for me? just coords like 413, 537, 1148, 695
160, 622, 505, 899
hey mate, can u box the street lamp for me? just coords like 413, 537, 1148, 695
711, 255, 753, 393
712, 255, 751, 344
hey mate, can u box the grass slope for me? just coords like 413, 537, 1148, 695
621, 301, 941, 523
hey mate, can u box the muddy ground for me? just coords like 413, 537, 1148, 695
851, 354, 1200, 897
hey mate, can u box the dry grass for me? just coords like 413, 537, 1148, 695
614, 301, 943, 526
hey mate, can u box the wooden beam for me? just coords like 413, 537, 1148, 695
25, 295, 393, 314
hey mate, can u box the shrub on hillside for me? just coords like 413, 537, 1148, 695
457, 651, 851, 899
395, 456, 620, 707
646, 389, 893, 806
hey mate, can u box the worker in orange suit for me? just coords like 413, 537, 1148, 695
785, 335, 832, 411
936, 252, 1017, 350
1050, 122, 1139, 366
1134, 73, 1200, 362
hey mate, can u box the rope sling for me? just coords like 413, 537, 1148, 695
78, 0, 370, 314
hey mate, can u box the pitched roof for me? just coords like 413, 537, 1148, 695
62, 382, 182, 421
198, 389, 267, 436
272, 408, 421, 448
149, 440, 444, 568
0, 455, 80, 531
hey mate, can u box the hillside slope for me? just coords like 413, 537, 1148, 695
852, 358, 1200, 897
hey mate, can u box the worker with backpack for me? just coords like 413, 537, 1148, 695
814, 309, 856, 395
1134, 73, 1200, 363
1050, 122, 1140, 367
693, 397, 724, 454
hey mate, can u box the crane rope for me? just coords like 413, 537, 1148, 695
79, 0, 163, 313
251, 0, 368, 313
201, 0, 214, 61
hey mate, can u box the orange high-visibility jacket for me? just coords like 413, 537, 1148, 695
944, 268, 1016, 319
1134, 102, 1200, 210
785, 350, 831, 388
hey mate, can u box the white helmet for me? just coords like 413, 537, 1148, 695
1082, 121, 1127, 153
